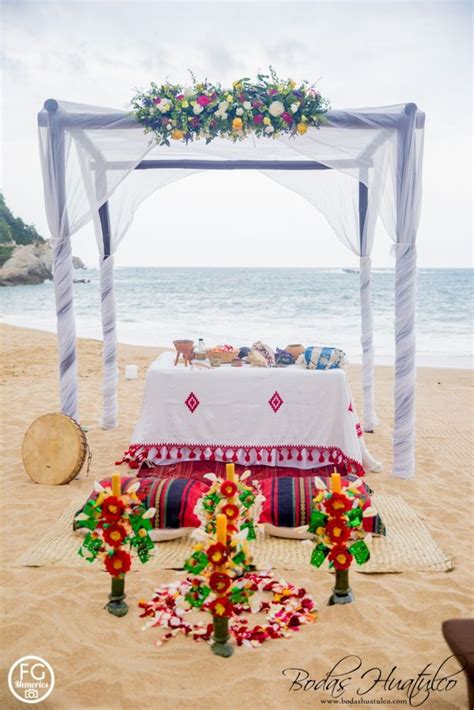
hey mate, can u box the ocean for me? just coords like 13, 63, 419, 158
1, 267, 472, 369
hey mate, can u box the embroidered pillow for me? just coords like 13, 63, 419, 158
259, 475, 385, 538
73, 476, 209, 540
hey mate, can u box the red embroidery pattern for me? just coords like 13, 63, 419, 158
268, 391, 284, 413
117, 442, 365, 477
185, 392, 200, 413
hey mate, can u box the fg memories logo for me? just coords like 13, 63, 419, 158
8, 656, 55, 704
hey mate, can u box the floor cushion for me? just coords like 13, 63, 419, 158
73, 476, 209, 540
259, 475, 385, 539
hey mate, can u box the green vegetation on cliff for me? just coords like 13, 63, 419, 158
0, 193, 45, 266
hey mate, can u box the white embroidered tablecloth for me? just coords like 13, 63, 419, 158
122, 351, 366, 474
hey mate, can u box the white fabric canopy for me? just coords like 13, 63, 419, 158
38, 99, 424, 478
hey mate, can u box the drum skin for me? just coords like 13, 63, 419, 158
22, 413, 87, 485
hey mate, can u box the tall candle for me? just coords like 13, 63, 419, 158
226, 463, 235, 483
330, 471, 342, 494
111, 472, 121, 497
216, 513, 227, 544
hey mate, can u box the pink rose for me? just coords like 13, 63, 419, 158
253, 114, 264, 124
269, 88, 278, 95
282, 112, 293, 124
197, 95, 210, 107
153, 97, 161, 104
176, 94, 184, 100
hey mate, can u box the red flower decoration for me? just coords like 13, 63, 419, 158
324, 493, 352, 518
104, 549, 132, 577
197, 95, 210, 106
329, 545, 353, 570
153, 97, 161, 104
326, 518, 351, 544
221, 503, 239, 521
176, 94, 184, 100
103, 523, 127, 548
207, 543, 228, 567
209, 572, 231, 594
209, 597, 233, 618
253, 114, 264, 124
220, 480, 237, 498
101, 496, 125, 523
282, 111, 293, 124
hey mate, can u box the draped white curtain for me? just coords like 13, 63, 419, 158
38, 100, 424, 477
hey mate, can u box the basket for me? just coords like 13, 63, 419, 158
205, 348, 239, 364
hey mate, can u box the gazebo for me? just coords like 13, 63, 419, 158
37, 99, 424, 479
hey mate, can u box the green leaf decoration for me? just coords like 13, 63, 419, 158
240, 521, 256, 541
185, 584, 211, 608
346, 508, 363, 528
308, 509, 328, 533
183, 550, 208, 575
310, 543, 330, 568
349, 539, 370, 565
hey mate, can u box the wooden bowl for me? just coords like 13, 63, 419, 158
173, 339, 194, 366
286, 344, 305, 360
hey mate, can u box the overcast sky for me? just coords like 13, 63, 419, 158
2, 0, 472, 268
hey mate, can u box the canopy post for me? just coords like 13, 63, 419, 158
44, 99, 79, 420
392, 104, 419, 478
98, 201, 118, 429
358, 177, 378, 433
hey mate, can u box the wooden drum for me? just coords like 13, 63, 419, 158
22, 413, 89, 485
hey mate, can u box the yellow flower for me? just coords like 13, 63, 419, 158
181, 100, 189, 108
263, 117, 271, 125
296, 122, 308, 135
226, 94, 233, 103
171, 129, 184, 140
232, 117, 243, 131
289, 79, 296, 89
138, 528, 147, 538
232, 81, 242, 90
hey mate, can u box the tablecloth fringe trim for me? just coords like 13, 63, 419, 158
116, 443, 365, 477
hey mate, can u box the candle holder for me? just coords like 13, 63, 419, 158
211, 616, 234, 657
106, 576, 129, 617
328, 569, 354, 605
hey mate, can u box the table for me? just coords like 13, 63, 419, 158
121, 352, 375, 476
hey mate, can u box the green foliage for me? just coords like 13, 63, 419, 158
0, 193, 44, 246
0, 244, 15, 267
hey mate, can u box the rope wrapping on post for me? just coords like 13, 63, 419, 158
359, 255, 379, 432
100, 255, 118, 429
393, 243, 417, 478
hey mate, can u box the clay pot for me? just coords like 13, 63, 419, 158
286, 344, 305, 360
173, 339, 194, 367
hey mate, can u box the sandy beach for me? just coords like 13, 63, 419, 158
0, 322, 473, 709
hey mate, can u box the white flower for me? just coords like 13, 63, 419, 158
236, 107, 244, 116
269, 100, 285, 117
265, 124, 275, 133
220, 112, 228, 119
218, 100, 228, 111
243, 101, 252, 111
158, 101, 171, 113
290, 102, 300, 113
184, 86, 194, 97
193, 104, 203, 115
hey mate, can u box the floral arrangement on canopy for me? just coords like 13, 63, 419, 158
131, 67, 329, 146
308, 473, 376, 571
75, 473, 155, 576
139, 465, 317, 648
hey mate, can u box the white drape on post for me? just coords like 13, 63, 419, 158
39, 101, 78, 419
359, 255, 378, 431
99, 254, 118, 428
392, 104, 424, 478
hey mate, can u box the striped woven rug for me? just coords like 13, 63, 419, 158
15, 493, 453, 574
